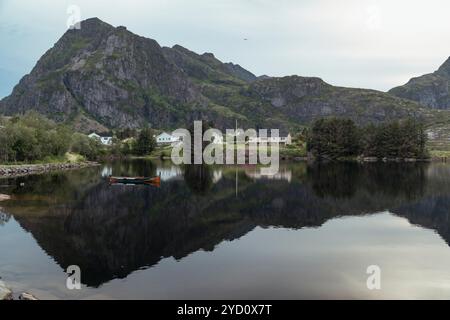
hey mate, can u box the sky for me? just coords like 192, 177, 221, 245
0, 0, 449, 98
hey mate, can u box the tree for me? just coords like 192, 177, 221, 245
71, 133, 102, 160
115, 128, 137, 140
8, 124, 40, 161
361, 119, 428, 159
308, 118, 361, 160
133, 127, 156, 156
308, 117, 428, 160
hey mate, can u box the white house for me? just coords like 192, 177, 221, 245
88, 133, 101, 139
100, 137, 113, 146
156, 132, 180, 145
88, 132, 113, 146
248, 133, 292, 145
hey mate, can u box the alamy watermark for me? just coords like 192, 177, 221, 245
365, 4, 382, 31
171, 121, 280, 175
67, 5, 82, 30
366, 265, 381, 290
66, 265, 81, 290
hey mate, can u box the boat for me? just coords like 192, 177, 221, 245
108, 176, 161, 186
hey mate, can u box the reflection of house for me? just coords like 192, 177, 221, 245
88, 133, 113, 146
248, 133, 292, 145
0, 210, 10, 225
101, 166, 113, 178
156, 132, 180, 145
245, 167, 292, 182
156, 166, 183, 181
212, 170, 223, 183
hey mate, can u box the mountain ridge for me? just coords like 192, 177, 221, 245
389, 57, 450, 110
0, 17, 447, 133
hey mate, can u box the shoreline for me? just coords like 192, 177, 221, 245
0, 161, 101, 178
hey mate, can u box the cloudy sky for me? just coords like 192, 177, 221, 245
0, 0, 449, 98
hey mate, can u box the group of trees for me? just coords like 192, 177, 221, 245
0, 112, 161, 164
112, 127, 157, 157
132, 127, 156, 156
307, 118, 428, 160
0, 113, 75, 162
71, 133, 103, 160
3, 112, 429, 164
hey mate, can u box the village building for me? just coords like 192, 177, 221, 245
248, 133, 292, 145
155, 132, 181, 145
88, 132, 113, 146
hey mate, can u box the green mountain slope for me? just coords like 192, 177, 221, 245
389, 57, 450, 109
0, 17, 447, 134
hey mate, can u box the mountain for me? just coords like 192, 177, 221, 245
0, 18, 207, 131
389, 57, 450, 109
0, 17, 444, 133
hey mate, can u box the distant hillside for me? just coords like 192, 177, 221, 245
389, 57, 450, 109
0, 17, 447, 134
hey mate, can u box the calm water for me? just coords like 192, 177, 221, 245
2, 160, 450, 299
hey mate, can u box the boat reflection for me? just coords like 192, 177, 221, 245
1, 160, 450, 288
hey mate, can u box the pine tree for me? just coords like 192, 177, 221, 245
133, 127, 156, 156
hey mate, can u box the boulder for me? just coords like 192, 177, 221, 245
19, 292, 39, 300
0, 281, 12, 300
0, 194, 11, 201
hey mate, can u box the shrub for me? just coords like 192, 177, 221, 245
70, 133, 102, 160
132, 128, 156, 156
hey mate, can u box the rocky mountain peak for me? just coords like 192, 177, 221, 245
389, 56, 450, 109
0, 18, 438, 133
437, 56, 450, 77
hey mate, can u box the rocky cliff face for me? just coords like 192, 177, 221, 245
247, 76, 426, 125
0, 17, 443, 132
0, 18, 207, 129
389, 57, 450, 109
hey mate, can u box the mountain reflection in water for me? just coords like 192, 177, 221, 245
1, 160, 450, 298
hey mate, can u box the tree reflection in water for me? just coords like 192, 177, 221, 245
183, 164, 213, 195
1, 160, 449, 287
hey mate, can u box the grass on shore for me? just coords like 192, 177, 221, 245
0, 152, 86, 166
429, 150, 450, 158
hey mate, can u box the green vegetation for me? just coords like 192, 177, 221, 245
147, 145, 173, 159
0, 112, 432, 166
0, 113, 164, 164
429, 150, 450, 159
308, 118, 361, 160
0, 112, 72, 163
389, 58, 450, 110
5, 17, 443, 134
362, 120, 427, 159
308, 118, 428, 160
71, 133, 103, 160
280, 145, 307, 158
0, 112, 104, 164
132, 127, 156, 156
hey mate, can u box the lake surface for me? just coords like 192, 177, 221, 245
2, 160, 450, 299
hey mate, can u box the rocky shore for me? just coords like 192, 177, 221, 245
0, 280, 12, 300
0, 280, 38, 300
0, 161, 100, 177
